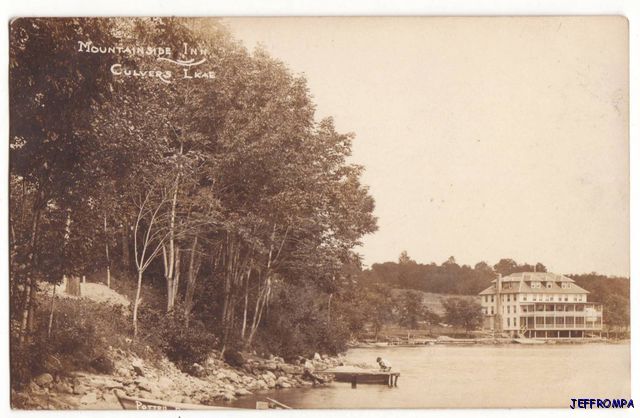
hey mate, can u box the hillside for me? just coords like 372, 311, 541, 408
389, 288, 479, 316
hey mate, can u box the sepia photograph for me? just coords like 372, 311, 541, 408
7, 15, 631, 410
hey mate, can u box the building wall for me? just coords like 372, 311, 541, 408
479, 290, 601, 335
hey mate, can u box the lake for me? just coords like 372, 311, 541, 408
230, 342, 630, 408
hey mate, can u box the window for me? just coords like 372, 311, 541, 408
522, 294, 527, 301
564, 295, 568, 301
507, 318, 511, 327
490, 307, 494, 315
546, 282, 553, 289
507, 306, 510, 314
507, 294, 510, 302
491, 295, 494, 302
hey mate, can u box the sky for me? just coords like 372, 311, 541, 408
223, 17, 629, 276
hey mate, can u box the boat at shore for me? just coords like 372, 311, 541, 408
115, 391, 291, 410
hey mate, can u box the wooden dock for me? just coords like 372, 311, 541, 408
318, 366, 400, 387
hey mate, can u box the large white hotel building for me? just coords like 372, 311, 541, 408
479, 272, 603, 338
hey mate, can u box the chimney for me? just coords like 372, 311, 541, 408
495, 273, 503, 333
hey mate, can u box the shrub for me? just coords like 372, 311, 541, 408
223, 349, 245, 367
11, 297, 129, 388
139, 307, 217, 372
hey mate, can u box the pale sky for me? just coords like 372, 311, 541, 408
223, 17, 629, 276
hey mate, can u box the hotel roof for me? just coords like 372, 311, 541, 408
478, 272, 589, 296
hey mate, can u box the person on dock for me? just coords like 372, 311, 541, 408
376, 357, 392, 372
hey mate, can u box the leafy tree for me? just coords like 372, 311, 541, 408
395, 290, 426, 329
602, 294, 629, 329
441, 297, 483, 332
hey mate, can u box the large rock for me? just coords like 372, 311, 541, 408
275, 376, 290, 388
313, 353, 321, 361
235, 387, 252, 396
72, 383, 88, 395
134, 377, 153, 392
263, 371, 276, 380
131, 359, 145, 377
53, 381, 74, 394
34, 373, 54, 387
225, 370, 240, 383
116, 366, 132, 378
190, 363, 206, 377
264, 361, 278, 371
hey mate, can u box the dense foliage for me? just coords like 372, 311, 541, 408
9, 17, 377, 383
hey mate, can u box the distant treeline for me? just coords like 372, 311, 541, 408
358, 252, 629, 327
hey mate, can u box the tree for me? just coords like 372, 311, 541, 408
441, 297, 483, 333
493, 259, 518, 276
602, 294, 629, 329
10, 17, 117, 345
395, 291, 426, 329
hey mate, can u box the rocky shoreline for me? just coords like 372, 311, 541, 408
12, 348, 344, 410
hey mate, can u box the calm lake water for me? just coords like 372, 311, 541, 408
230, 343, 630, 409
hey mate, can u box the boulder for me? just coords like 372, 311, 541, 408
264, 377, 276, 389
72, 383, 88, 395
235, 387, 252, 396
264, 361, 278, 371
53, 381, 74, 394
34, 373, 54, 387
263, 371, 276, 380
303, 360, 315, 372
134, 378, 153, 392
313, 353, 321, 361
131, 359, 145, 377
116, 366, 132, 378
28, 381, 43, 394
190, 363, 206, 377
275, 376, 293, 388
225, 370, 240, 383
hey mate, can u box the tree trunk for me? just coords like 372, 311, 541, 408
19, 203, 42, 345
133, 269, 143, 338
184, 235, 200, 327
121, 218, 130, 270
104, 214, 111, 288
240, 269, 250, 340
164, 142, 183, 312
47, 280, 57, 338
171, 248, 181, 310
